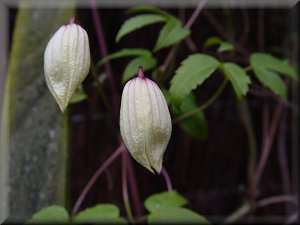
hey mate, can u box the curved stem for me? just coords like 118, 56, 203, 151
172, 78, 228, 124
257, 195, 297, 208
247, 102, 283, 199
161, 167, 173, 192
122, 151, 134, 223
71, 144, 125, 216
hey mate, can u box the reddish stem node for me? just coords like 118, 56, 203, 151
138, 66, 144, 79
69, 16, 76, 24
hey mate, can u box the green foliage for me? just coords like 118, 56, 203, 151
169, 54, 220, 103
222, 63, 251, 100
203, 36, 234, 53
154, 18, 190, 52
147, 207, 211, 224
70, 85, 87, 104
126, 6, 174, 18
250, 53, 298, 99
26, 204, 127, 224
122, 56, 157, 83
116, 6, 189, 52
144, 191, 188, 212
250, 53, 297, 81
145, 191, 210, 224
172, 94, 208, 139
26, 205, 69, 224
97, 48, 152, 68
116, 14, 166, 42
72, 204, 125, 224
218, 42, 234, 53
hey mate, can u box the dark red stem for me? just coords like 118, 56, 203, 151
71, 144, 125, 216
138, 66, 144, 79
90, 0, 119, 118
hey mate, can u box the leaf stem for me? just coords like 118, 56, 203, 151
71, 144, 125, 216
244, 66, 252, 72
161, 167, 173, 192
172, 78, 228, 124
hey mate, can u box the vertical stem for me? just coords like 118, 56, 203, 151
277, 109, 293, 215
122, 151, 133, 222
161, 167, 173, 192
247, 102, 283, 199
237, 100, 257, 184
90, 0, 119, 118
127, 156, 143, 218
258, 9, 265, 51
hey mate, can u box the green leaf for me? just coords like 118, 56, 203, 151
70, 86, 87, 104
169, 54, 220, 103
222, 63, 251, 100
171, 94, 208, 139
218, 42, 234, 53
161, 88, 172, 105
251, 53, 298, 81
127, 6, 174, 18
147, 207, 211, 224
73, 204, 120, 223
154, 18, 190, 52
116, 14, 166, 42
97, 48, 152, 68
203, 36, 222, 50
122, 56, 157, 84
253, 66, 287, 99
144, 191, 188, 213
26, 205, 69, 224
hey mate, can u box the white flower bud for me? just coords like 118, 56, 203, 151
120, 67, 172, 174
44, 17, 90, 112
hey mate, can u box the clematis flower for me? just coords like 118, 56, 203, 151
120, 66, 172, 174
44, 17, 90, 112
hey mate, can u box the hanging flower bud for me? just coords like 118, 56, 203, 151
120, 66, 172, 174
44, 17, 90, 112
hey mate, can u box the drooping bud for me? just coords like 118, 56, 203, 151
44, 17, 90, 112
120, 66, 172, 174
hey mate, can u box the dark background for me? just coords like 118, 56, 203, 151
9, 4, 299, 223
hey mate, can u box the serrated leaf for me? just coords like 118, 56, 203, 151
253, 66, 287, 99
169, 54, 220, 103
222, 63, 251, 100
251, 53, 298, 81
116, 14, 166, 42
127, 6, 174, 18
26, 205, 69, 224
73, 204, 120, 223
97, 48, 152, 68
154, 18, 190, 52
218, 42, 234, 53
144, 191, 188, 213
203, 36, 222, 50
147, 207, 211, 224
122, 56, 157, 83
